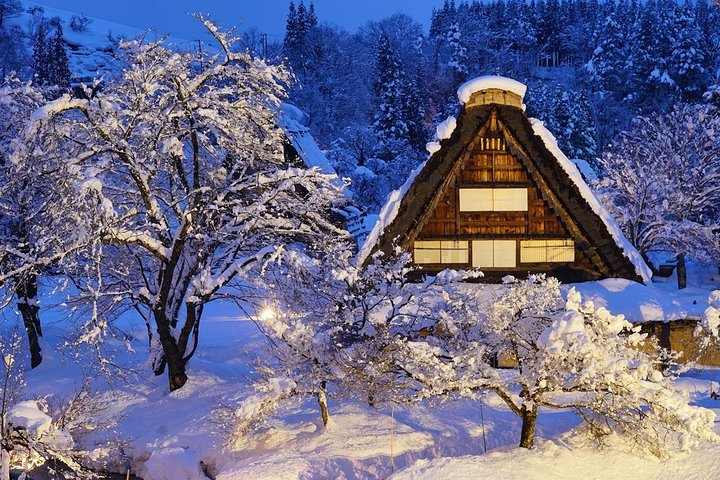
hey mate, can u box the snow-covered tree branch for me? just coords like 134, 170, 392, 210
9, 19, 346, 391
595, 103, 720, 286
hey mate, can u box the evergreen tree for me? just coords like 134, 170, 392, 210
283, 1, 299, 59
33, 19, 70, 88
283, 0, 320, 81
47, 20, 71, 88
406, 34, 429, 152
568, 90, 598, 165
670, 6, 708, 99
373, 32, 409, 146
429, 0, 457, 41
447, 22, 468, 83
307, 1, 317, 28
585, 13, 629, 100
628, 0, 679, 109
32, 19, 49, 84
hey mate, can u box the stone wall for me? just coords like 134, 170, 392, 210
639, 320, 720, 367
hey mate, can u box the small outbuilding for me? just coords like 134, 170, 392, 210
359, 76, 651, 283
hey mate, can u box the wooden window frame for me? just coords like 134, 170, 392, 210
414, 240, 470, 265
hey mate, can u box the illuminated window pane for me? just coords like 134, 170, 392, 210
520, 239, 574, 263
472, 240, 494, 268
520, 240, 546, 262
472, 240, 516, 267
414, 248, 440, 264
414, 241, 440, 263
493, 240, 517, 267
547, 241, 575, 262
459, 189, 493, 211
441, 241, 469, 263
492, 188, 528, 211
414, 241, 469, 264
459, 188, 528, 212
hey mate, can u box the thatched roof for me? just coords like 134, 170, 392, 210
359, 78, 651, 283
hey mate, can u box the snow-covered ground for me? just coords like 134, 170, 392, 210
5, 262, 719, 479
566, 263, 720, 323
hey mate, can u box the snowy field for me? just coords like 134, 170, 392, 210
8, 265, 720, 480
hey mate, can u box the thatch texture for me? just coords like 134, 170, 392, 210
364, 101, 645, 283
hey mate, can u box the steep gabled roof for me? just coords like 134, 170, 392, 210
279, 103, 337, 176
358, 77, 652, 283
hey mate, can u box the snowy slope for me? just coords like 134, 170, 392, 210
13, 296, 720, 479
12, 1, 195, 82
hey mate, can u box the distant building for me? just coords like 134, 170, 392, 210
279, 104, 367, 239
359, 76, 651, 283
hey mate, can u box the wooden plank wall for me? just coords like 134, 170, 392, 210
418, 135, 566, 239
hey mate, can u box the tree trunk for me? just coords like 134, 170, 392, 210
317, 381, 329, 427
153, 309, 188, 391
659, 321, 672, 371
519, 403, 538, 449
166, 356, 188, 391
16, 273, 42, 369
676, 253, 687, 290
1, 448, 10, 480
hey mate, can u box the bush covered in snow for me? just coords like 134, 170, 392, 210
381, 275, 718, 455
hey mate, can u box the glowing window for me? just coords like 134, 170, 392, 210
414, 240, 469, 264
520, 239, 575, 263
459, 188, 528, 212
472, 240, 517, 268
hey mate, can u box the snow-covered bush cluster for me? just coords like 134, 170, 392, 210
246, 254, 718, 455
696, 291, 720, 348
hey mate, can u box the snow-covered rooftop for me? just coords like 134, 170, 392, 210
357, 160, 427, 265
279, 103, 337, 177
528, 118, 652, 283
457, 75, 528, 104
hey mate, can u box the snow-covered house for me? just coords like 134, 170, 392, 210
360, 76, 651, 283
279, 104, 337, 177
279, 104, 367, 236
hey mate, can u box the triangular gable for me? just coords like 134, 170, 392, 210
359, 77, 651, 283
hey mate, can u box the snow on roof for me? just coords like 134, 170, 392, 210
357, 160, 427, 265
571, 158, 598, 183
426, 116, 457, 155
529, 118, 653, 283
279, 103, 337, 177
457, 76, 528, 104
564, 278, 710, 324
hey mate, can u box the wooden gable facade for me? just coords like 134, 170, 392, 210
362, 79, 648, 283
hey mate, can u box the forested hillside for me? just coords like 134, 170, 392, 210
278, 0, 720, 210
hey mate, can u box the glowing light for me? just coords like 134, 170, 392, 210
259, 306, 277, 322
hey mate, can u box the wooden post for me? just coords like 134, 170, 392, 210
659, 322, 672, 371
676, 253, 687, 290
